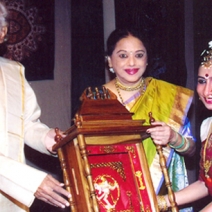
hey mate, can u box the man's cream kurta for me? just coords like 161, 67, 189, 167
0, 57, 53, 212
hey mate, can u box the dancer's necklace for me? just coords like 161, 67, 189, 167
203, 125, 212, 178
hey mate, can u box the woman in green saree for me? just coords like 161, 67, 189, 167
104, 28, 196, 211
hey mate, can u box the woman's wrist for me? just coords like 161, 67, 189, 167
169, 133, 190, 153
157, 195, 169, 211
169, 130, 179, 146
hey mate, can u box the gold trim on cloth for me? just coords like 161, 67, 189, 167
0, 191, 29, 212
18, 63, 25, 163
90, 162, 126, 180
0, 68, 7, 155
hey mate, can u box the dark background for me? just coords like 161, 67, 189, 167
71, 0, 105, 117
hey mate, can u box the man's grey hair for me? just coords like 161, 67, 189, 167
0, 2, 8, 28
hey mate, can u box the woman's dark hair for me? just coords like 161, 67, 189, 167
106, 28, 149, 56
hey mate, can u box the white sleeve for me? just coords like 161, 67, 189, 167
200, 117, 212, 142
0, 154, 47, 207
23, 75, 52, 155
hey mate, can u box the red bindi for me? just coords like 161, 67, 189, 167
205, 73, 209, 78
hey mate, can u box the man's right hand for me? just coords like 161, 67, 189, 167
34, 174, 71, 208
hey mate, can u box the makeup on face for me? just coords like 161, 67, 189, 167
198, 65, 212, 82
197, 67, 212, 108
197, 75, 212, 85
108, 35, 149, 88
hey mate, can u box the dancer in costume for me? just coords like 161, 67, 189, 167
103, 28, 196, 212
159, 41, 212, 211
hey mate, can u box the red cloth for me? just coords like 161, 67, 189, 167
87, 143, 154, 211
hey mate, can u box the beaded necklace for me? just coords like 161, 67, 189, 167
115, 77, 144, 91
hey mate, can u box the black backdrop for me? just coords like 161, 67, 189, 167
114, 0, 187, 87
71, 0, 105, 117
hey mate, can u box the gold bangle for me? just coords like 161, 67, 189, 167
157, 195, 168, 211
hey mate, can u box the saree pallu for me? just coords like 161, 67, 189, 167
128, 77, 194, 212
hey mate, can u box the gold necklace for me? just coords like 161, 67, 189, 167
115, 77, 144, 91
115, 82, 125, 105
203, 124, 212, 178
115, 78, 146, 105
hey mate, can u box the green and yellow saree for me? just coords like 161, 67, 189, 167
125, 77, 194, 212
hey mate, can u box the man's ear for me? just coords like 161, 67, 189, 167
0, 26, 7, 43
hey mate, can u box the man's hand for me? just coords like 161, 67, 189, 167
34, 175, 71, 208
45, 128, 65, 154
